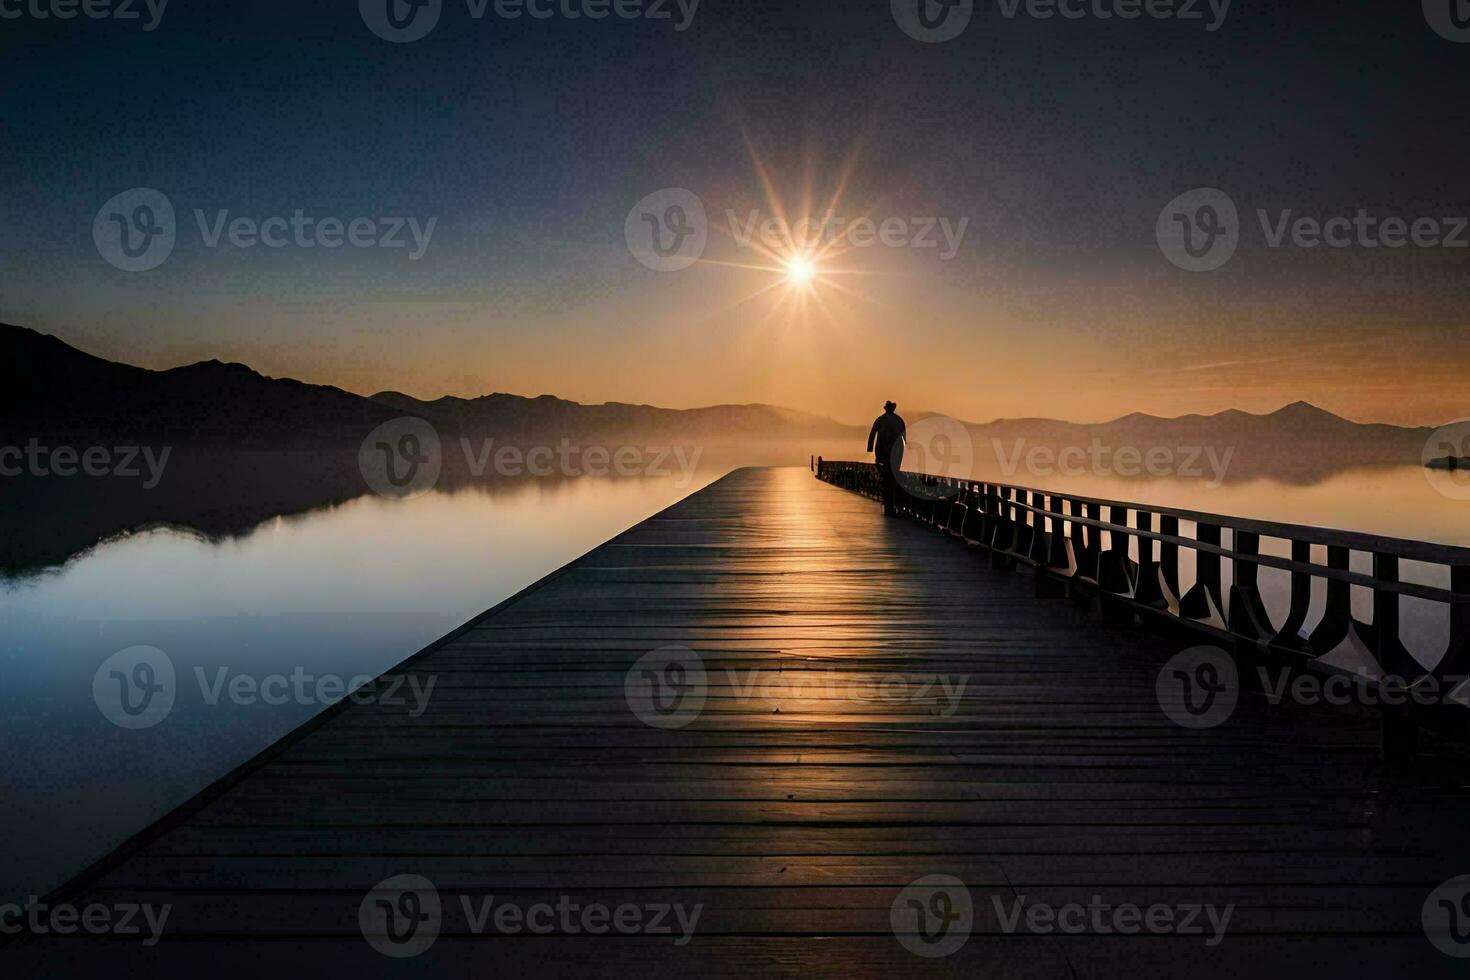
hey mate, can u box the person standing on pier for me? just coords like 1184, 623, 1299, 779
867, 400, 907, 517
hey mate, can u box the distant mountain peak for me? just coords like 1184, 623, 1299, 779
1267, 400, 1342, 421
169, 358, 260, 377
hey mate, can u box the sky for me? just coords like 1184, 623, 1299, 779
0, 1, 1466, 426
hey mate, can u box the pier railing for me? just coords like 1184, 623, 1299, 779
815, 458, 1470, 750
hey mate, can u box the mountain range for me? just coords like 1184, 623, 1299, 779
0, 323, 1439, 475
1, 323, 857, 449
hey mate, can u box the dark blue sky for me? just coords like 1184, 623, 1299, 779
1, 1, 1466, 422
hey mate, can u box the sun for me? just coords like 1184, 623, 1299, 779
784, 256, 817, 287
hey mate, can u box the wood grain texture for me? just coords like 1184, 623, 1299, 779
9, 467, 1470, 978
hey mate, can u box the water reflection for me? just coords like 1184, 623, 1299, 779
0, 464, 735, 903
2, 454, 1464, 905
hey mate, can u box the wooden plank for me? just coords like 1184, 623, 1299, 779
9, 467, 1470, 976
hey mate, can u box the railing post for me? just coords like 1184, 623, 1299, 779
1308, 545, 1352, 655
1374, 551, 1423, 767
813, 461, 1470, 757
1229, 531, 1274, 642
1180, 522, 1225, 630
947, 484, 970, 537
1157, 514, 1181, 615
991, 486, 1015, 569
1434, 565, 1470, 681
1270, 538, 1312, 652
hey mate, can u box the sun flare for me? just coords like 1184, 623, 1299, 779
785, 256, 817, 287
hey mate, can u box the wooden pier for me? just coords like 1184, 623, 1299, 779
8, 467, 1470, 977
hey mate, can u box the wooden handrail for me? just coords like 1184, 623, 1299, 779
815, 459, 1470, 749
823, 461, 1470, 564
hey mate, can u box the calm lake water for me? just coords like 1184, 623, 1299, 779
1, 460, 1465, 904
0, 469, 725, 905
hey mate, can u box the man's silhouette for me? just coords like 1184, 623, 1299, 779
867, 400, 906, 517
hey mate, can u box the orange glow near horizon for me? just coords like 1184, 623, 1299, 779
32, 134, 1470, 431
